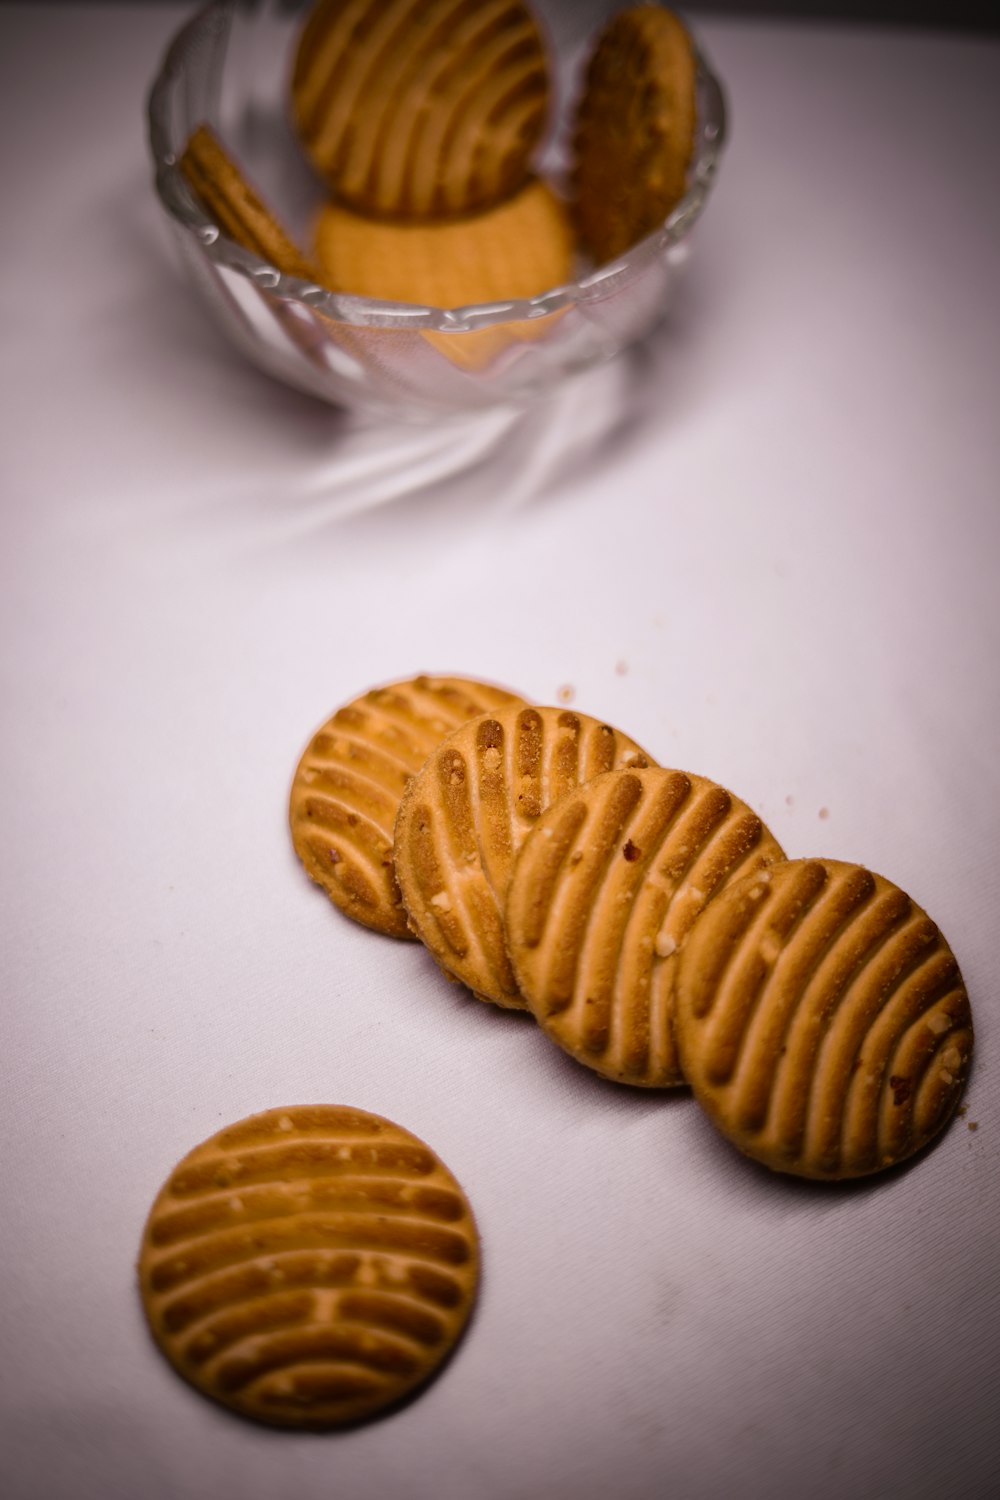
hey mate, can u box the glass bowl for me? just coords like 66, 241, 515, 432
147, 0, 727, 419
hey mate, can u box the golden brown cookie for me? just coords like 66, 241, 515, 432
674, 858, 974, 1179
291, 0, 550, 220
290, 675, 527, 938
312, 178, 573, 368
312, 179, 572, 308
573, 5, 697, 265
506, 767, 785, 1087
138, 1105, 480, 1429
394, 705, 656, 1008
179, 124, 317, 281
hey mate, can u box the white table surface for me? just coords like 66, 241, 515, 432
2, 5, 999, 1498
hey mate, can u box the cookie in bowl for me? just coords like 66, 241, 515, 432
291, 0, 551, 219
179, 123, 317, 281
312, 179, 574, 368
573, 5, 698, 265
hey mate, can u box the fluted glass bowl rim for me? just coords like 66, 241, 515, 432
148, 0, 728, 333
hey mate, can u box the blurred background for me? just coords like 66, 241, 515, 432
13, 0, 998, 31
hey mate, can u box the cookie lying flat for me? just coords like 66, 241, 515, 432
573, 5, 697, 265
312, 178, 572, 307
394, 705, 655, 1008
290, 675, 526, 938
675, 858, 974, 1179
506, 767, 784, 1087
312, 179, 573, 369
139, 1105, 480, 1429
179, 124, 316, 281
292, 0, 550, 219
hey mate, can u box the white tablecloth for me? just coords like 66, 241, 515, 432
2, 6, 998, 1498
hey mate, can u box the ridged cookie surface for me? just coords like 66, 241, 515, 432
179, 124, 316, 281
394, 705, 655, 1007
506, 768, 784, 1086
675, 859, 974, 1179
573, 5, 697, 265
291, 0, 550, 219
290, 675, 526, 937
139, 1106, 480, 1429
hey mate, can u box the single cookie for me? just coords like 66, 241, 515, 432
290, 675, 527, 938
312, 178, 573, 369
674, 858, 974, 1180
394, 705, 655, 1008
506, 767, 785, 1087
179, 123, 316, 281
573, 5, 697, 265
139, 1105, 480, 1429
291, 0, 550, 220
312, 177, 573, 308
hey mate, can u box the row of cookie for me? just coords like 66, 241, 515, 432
290, 675, 974, 1181
175, 4, 699, 344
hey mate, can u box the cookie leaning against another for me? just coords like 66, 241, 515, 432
179, 124, 317, 281
291, 0, 551, 220
290, 675, 528, 939
573, 5, 697, 266
506, 767, 785, 1087
674, 858, 974, 1180
138, 1105, 480, 1428
394, 705, 655, 1009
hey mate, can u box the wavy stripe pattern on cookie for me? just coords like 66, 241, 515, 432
394, 705, 655, 1008
290, 675, 527, 938
675, 858, 974, 1179
292, 0, 550, 219
139, 1106, 480, 1428
573, 5, 697, 265
506, 767, 785, 1086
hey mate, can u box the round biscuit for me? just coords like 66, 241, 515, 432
573, 5, 697, 265
394, 704, 656, 1008
312, 179, 574, 368
291, 0, 551, 219
674, 858, 974, 1180
138, 1105, 480, 1429
290, 674, 527, 938
506, 767, 785, 1087
312, 177, 574, 309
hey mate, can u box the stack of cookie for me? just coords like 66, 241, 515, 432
290, 674, 974, 1184
177, 1, 702, 361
